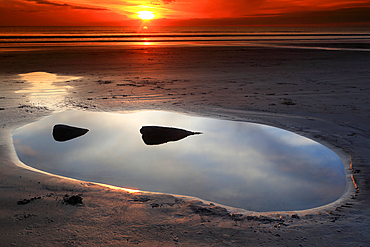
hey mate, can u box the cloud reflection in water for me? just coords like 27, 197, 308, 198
12, 110, 346, 212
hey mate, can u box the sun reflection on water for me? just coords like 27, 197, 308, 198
15, 72, 80, 107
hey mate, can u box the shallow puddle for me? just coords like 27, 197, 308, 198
13, 110, 346, 212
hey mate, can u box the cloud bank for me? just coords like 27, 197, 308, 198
0, 0, 369, 26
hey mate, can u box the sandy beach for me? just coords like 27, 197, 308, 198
1, 44, 370, 246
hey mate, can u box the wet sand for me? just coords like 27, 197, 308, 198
0, 44, 370, 246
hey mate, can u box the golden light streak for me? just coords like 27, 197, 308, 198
98, 183, 141, 193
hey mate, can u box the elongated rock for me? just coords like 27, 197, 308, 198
52, 124, 89, 142
140, 126, 202, 145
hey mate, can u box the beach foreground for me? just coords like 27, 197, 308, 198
1, 45, 370, 246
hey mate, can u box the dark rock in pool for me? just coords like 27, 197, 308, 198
140, 126, 202, 145
52, 124, 89, 142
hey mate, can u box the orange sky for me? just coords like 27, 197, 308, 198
0, 0, 369, 26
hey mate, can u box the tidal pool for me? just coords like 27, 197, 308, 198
13, 110, 346, 212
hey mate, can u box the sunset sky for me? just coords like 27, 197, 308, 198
0, 0, 369, 26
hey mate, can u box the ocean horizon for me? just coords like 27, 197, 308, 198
1, 26, 370, 50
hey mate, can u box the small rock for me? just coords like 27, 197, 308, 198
17, 196, 41, 205
63, 194, 83, 205
291, 214, 300, 219
281, 99, 296, 105
231, 213, 244, 221
17, 199, 31, 205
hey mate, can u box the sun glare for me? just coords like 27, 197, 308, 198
138, 11, 155, 20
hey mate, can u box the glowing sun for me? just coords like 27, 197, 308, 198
138, 11, 155, 20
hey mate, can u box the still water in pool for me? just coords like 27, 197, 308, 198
13, 110, 346, 212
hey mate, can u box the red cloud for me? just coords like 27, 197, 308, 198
24, 0, 107, 10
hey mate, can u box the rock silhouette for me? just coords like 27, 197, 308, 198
140, 126, 202, 145
52, 124, 89, 142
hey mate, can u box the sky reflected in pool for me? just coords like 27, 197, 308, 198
12, 110, 346, 212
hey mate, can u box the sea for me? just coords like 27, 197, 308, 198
1, 26, 370, 50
